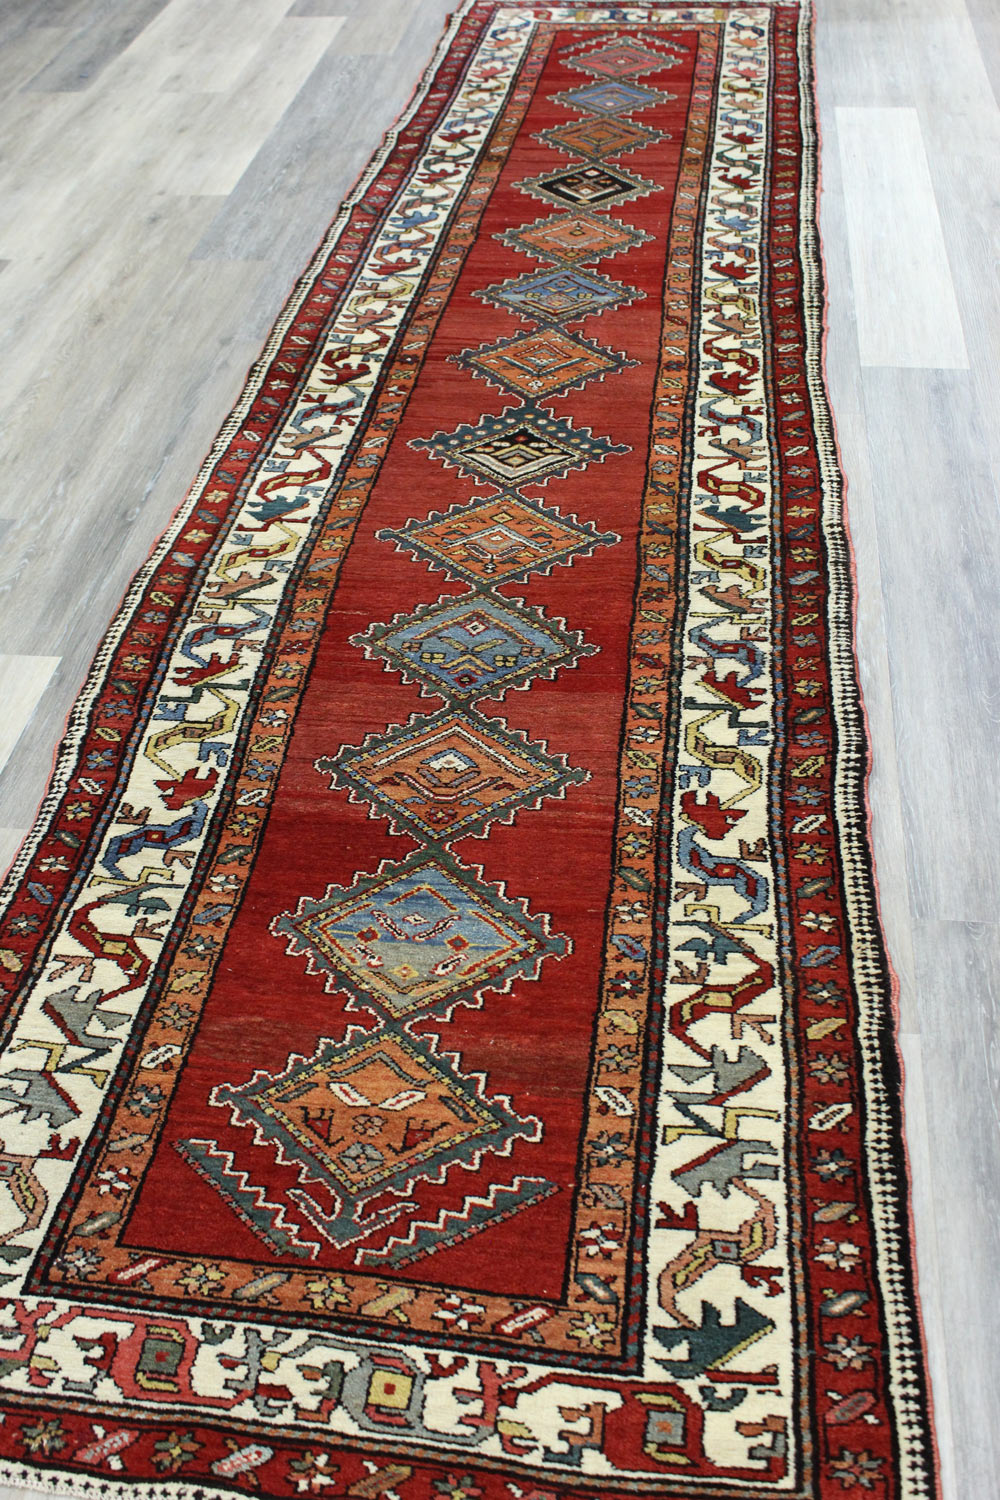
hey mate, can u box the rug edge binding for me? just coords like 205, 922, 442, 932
796, 6, 941, 1497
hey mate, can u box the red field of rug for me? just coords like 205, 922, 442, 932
0, 4, 937, 1499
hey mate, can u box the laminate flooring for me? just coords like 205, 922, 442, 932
0, 2, 996, 1496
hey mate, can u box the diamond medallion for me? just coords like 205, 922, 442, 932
566, 39, 677, 77
476, 266, 643, 324
378, 492, 619, 585
271, 849, 568, 1018
516, 164, 656, 211
352, 593, 597, 703
410, 406, 627, 488
553, 80, 663, 115
207, 1027, 542, 1249
537, 116, 664, 160
498, 212, 652, 266
317, 707, 588, 842
454, 329, 634, 399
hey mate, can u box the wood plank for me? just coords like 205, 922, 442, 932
909, 920, 1000, 1500
151, 17, 345, 198
861, 367, 1000, 923
897, 1032, 959, 1500
23, 0, 173, 93
836, 106, 969, 367
192, 3, 454, 267
108, 0, 295, 96
817, 18, 913, 107
0, 657, 59, 776
904, 14, 1000, 496
337, 0, 421, 55
288, 0, 355, 13
0, 829, 28, 883
0, 25, 70, 106
814, 97, 921, 1025
965, 0, 1000, 101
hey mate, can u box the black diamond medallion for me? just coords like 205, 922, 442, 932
409, 406, 628, 488
516, 164, 657, 211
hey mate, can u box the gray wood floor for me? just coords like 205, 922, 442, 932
0, 1, 996, 1496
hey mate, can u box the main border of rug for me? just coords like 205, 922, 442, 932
0, 4, 938, 1498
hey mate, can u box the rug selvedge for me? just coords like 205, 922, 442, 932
0, 4, 938, 1498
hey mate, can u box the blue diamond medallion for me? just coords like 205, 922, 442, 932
352, 593, 597, 703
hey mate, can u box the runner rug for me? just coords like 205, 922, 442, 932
0, 4, 937, 1498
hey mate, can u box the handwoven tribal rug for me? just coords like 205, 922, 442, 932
0, 4, 937, 1498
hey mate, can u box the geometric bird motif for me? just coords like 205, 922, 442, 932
475, 265, 644, 325
497, 211, 652, 266
536, 116, 664, 161
377, 492, 620, 585
271, 848, 567, 1019
453, 329, 635, 400
409, 406, 628, 489
316, 706, 588, 842
351, 592, 597, 703
207, 1026, 544, 1252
